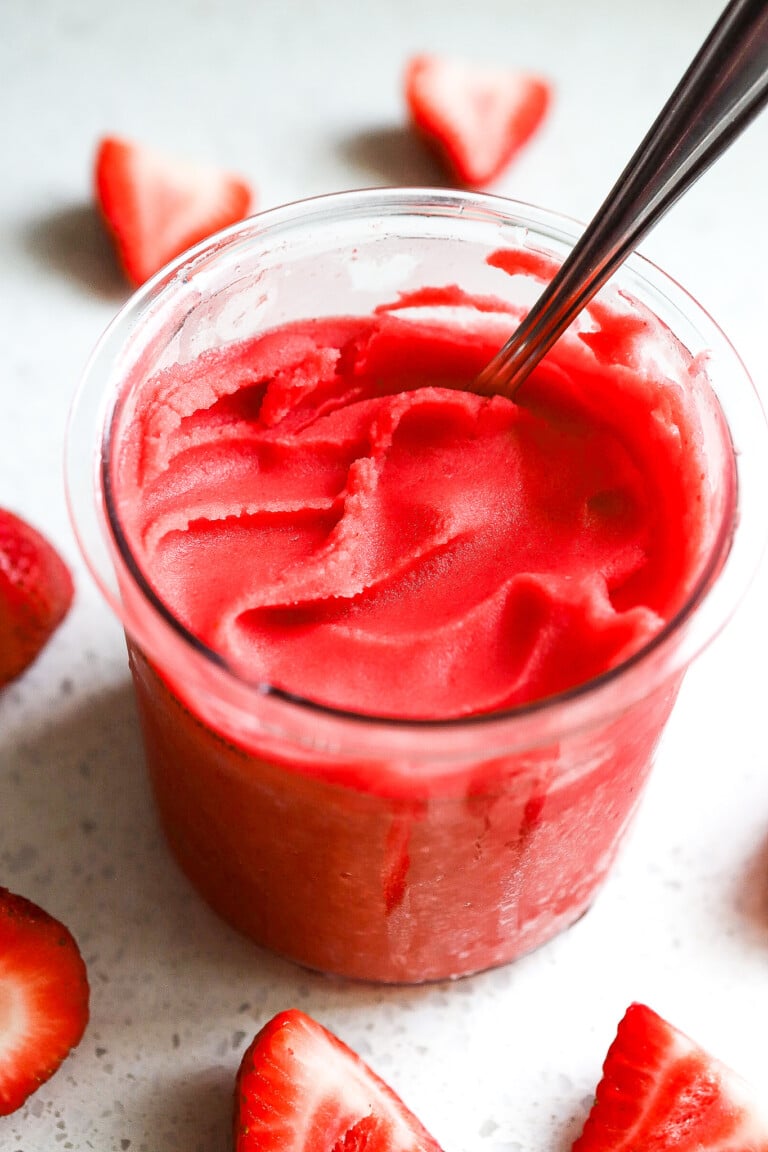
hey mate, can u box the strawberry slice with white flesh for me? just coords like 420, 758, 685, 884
572, 1003, 768, 1152
0, 888, 89, 1115
405, 54, 551, 187
234, 1009, 444, 1152
95, 135, 254, 286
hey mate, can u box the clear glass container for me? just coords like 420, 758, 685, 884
67, 189, 768, 982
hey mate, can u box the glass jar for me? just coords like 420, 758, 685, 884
67, 189, 768, 982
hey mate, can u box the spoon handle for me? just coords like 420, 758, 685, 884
476, 0, 768, 397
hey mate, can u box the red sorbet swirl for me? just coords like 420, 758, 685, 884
112, 296, 710, 719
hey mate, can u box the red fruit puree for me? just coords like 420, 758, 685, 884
110, 265, 724, 981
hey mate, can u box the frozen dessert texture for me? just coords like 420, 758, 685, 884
111, 267, 715, 722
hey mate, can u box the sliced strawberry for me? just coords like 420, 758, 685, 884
404, 54, 551, 187
0, 509, 74, 687
0, 888, 89, 1115
572, 1003, 768, 1152
234, 1009, 443, 1152
94, 136, 254, 286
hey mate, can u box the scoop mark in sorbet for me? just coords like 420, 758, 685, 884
112, 266, 714, 720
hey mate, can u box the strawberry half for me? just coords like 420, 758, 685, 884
0, 508, 74, 687
234, 1009, 443, 1152
572, 1003, 768, 1152
0, 888, 89, 1115
404, 54, 551, 187
94, 136, 254, 286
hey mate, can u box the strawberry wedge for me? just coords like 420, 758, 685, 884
0, 888, 89, 1115
95, 136, 254, 286
234, 1009, 443, 1152
405, 54, 551, 187
0, 508, 74, 687
573, 1003, 768, 1152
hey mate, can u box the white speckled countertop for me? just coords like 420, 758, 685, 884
2, 1, 768, 1149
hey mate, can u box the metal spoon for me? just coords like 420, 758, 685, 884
475, 0, 768, 398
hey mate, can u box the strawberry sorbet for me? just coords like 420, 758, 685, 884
84, 194, 747, 982
112, 286, 711, 720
